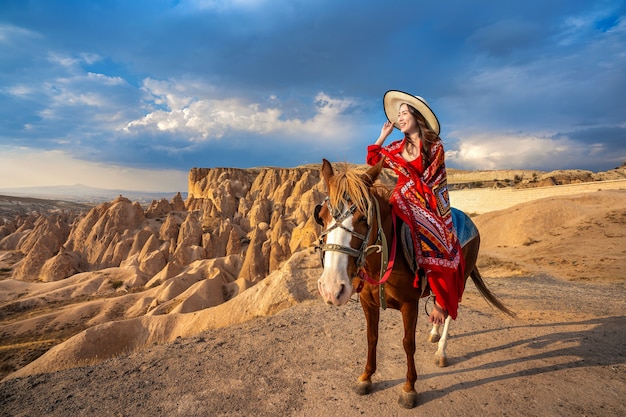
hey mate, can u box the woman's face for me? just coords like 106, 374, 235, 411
397, 103, 418, 136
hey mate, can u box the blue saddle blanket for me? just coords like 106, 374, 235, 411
451, 207, 478, 247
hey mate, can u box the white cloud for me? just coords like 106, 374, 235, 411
0, 23, 40, 43
555, 4, 623, 46
0, 146, 187, 191
28, 68, 138, 129
125, 79, 358, 142
86, 72, 125, 86
44, 89, 106, 109
46, 52, 102, 69
181, 0, 267, 12
445, 131, 590, 170
47, 52, 82, 69
4, 84, 36, 97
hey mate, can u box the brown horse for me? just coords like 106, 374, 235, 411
315, 159, 514, 409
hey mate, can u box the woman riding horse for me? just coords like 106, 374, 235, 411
316, 158, 513, 408
367, 90, 463, 325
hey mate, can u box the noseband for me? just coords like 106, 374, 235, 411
315, 196, 375, 271
315, 195, 392, 292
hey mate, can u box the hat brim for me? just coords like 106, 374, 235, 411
383, 90, 440, 135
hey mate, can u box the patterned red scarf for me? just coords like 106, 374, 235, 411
367, 138, 465, 318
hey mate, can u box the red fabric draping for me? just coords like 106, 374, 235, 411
367, 138, 465, 319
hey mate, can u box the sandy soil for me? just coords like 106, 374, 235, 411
1, 190, 625, 416
0, 276, 624, 417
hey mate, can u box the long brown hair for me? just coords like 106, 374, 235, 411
405, 104, 440, 167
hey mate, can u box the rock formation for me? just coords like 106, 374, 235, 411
0, 166, 327, 307
0, 166, 333, 378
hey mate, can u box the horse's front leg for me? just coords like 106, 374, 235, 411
398, 302, 419, 409
355, 298, 379, 395
434, 315, 452, 367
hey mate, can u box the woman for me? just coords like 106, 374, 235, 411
366, 90, 464, 325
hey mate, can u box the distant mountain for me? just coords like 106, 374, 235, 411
0, 184, 187, 206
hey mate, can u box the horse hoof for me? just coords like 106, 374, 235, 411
398, 390, 418, 409
434, 355, 448, 367
428, 333, 440, 343
354, 380, 372, 396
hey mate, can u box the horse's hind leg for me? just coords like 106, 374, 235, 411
434, 315, 452, 367
428, 323, 441, 343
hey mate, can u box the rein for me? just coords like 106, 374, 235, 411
316, 194, 397, 309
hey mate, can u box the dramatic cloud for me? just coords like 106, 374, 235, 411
0, 0, 624, 191
125, 79, 360, 143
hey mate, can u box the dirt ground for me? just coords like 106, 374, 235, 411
1, 273, 624, 417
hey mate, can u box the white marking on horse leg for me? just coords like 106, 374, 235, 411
434, 315, 452, 367
428, 323, 441, 343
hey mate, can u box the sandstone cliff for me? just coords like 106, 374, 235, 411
1, 167, 327, 286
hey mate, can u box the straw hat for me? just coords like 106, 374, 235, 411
383, 90, 440, 135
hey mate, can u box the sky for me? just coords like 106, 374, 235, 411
1, 0, 625, 192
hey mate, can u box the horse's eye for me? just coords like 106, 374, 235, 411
314, 204, 324, 226
358, 215, 368, 224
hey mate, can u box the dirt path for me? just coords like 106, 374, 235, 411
1, 274, 624, 417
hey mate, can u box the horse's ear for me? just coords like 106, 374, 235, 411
321, 159, 334, 183
363, 158, 384, 186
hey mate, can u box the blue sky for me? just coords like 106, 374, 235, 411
1, 0, 624, 192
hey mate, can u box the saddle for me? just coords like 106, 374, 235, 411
399, 207, 479, 275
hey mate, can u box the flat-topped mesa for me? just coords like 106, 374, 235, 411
187, 167, 257, 200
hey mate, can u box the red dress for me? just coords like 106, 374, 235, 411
367, 138, 465, 319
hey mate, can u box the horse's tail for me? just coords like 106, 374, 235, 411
469, 266, 516, 318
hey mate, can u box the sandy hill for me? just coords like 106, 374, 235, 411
0, 163, 625, 416
0, 194, 91, 219
448, 161, 626, 189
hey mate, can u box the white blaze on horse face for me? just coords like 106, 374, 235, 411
318, 214, 355, 306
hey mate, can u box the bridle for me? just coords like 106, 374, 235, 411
315, 195, 375, 270
315, 193, 393, 304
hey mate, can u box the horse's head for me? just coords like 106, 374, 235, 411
315, 159, 384, 306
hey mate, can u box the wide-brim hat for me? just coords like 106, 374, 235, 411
383, 90, 440, 135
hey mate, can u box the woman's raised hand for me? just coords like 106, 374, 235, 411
381, 120, 394, 137
376, 121, 393, 146
375, 120, 395, 146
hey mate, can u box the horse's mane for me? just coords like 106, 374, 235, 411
328, 164, 391, 215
